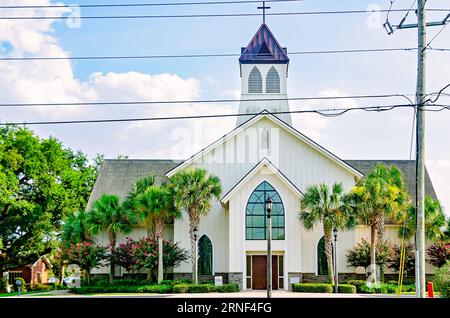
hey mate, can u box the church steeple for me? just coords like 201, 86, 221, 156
236, 23, 292, 127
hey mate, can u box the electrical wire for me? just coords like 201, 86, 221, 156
426, 21, 450, 49
1, 9, 449, 20
384, 0, 417, 34
0, 0, 305, 9
1, 104, 449, 126
0, 93, 418, 108
0, 47, 423, 61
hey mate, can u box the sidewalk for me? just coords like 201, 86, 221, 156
7, 290, 416, 298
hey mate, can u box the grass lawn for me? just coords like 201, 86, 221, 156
0, 290, 52, 297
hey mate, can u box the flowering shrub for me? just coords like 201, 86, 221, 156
113, 238, 138, 273
62, 241, 108, 284
113, 237, 188, 280
346, 238, 394, 270
388, 243, 415, 275
426, 241, 450, 268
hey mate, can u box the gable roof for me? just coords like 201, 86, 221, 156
239, 23, 289, 64
166, 111, 364, 179
221, 157, 303, 205
86, 159, 439, 211
345, 160, 438, 201
86, 159, 179, 210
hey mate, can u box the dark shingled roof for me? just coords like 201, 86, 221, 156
87, 159, 438, 210
345, 160, 437, 201
86, 159, 179, 210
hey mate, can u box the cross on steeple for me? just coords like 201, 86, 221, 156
257, 1, 271, 24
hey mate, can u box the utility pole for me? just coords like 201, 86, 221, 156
384, 1, 450, 299
415, 0, 426, 299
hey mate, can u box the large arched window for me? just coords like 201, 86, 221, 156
248, 66, 262, 93
198, 235, 213, 275
266, 66, 280, 93
317, 236, 328, 275
246, 181, 285, 240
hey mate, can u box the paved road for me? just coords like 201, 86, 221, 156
6, 290, 416, 298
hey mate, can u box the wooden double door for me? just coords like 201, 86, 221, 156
251, 255, 279, 290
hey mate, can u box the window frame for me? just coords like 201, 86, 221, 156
245, 181, 285, 240
266, 66, 280, 94
248, 66, 263, 93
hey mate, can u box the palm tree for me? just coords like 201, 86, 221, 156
300, 183, 354, 284
61, 210, 92, 245
170, 168, 221, 284
351, 163, 409, 283
399, 196, 446, 241
87, 194, 137, 283
123, 176, 155, 236
136, 184, 181, 282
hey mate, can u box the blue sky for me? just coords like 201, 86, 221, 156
0, 0, 449, 212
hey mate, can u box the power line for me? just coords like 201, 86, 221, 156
1, 9, 449, 20
426, 21, 450, 48
0, 0, 305, 9
384, 0, 417, 34
1, 104, 449, 126
0, 47, 424, 62
0, 93, 419, 108
0, 104, 417, 126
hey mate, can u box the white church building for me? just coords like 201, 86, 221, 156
88, 23, 438, 290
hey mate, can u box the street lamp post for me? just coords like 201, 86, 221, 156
333, 228, 338, 293
193, 226, 199, 285
265, 196, 273, 299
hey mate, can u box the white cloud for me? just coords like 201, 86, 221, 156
290, 88, 359, 141
0, 1, 235, 160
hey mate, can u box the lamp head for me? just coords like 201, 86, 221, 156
265, 196, 273, 213
193, 226, 199, 241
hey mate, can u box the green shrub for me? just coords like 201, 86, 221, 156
338, 284, 357, 293
360, 284, 376, 294
0, 279, 8, 293
94, 279, 109, 287
138, 284, 173, 294
380, 284, 398, 294
187, 284, 211, 293
173, 284, 189, 293
13, 277, 26, 292
218, 284, 239, 293
111, 279, 149, 286
70, 282, 237, 294
30, 284, 51, 291
402, 284, 415, 292
292, 283, 333, 293
160, 279, 191, 286
345, 280, 367, 293
433, 261, 450, 298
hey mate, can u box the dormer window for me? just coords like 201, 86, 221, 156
248, 66, 262, 93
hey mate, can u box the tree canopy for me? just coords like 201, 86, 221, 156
0, 126, 101, 271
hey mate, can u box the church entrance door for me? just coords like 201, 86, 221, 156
251, 255, 279, 290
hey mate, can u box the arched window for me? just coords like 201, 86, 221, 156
317, 236, 328, 275
246, 181, 285, 240
248, 66, 262, 93
198, 235, 213, 275
266, 66, 280, 93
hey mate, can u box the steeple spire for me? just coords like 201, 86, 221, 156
257, 1, 271, 24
